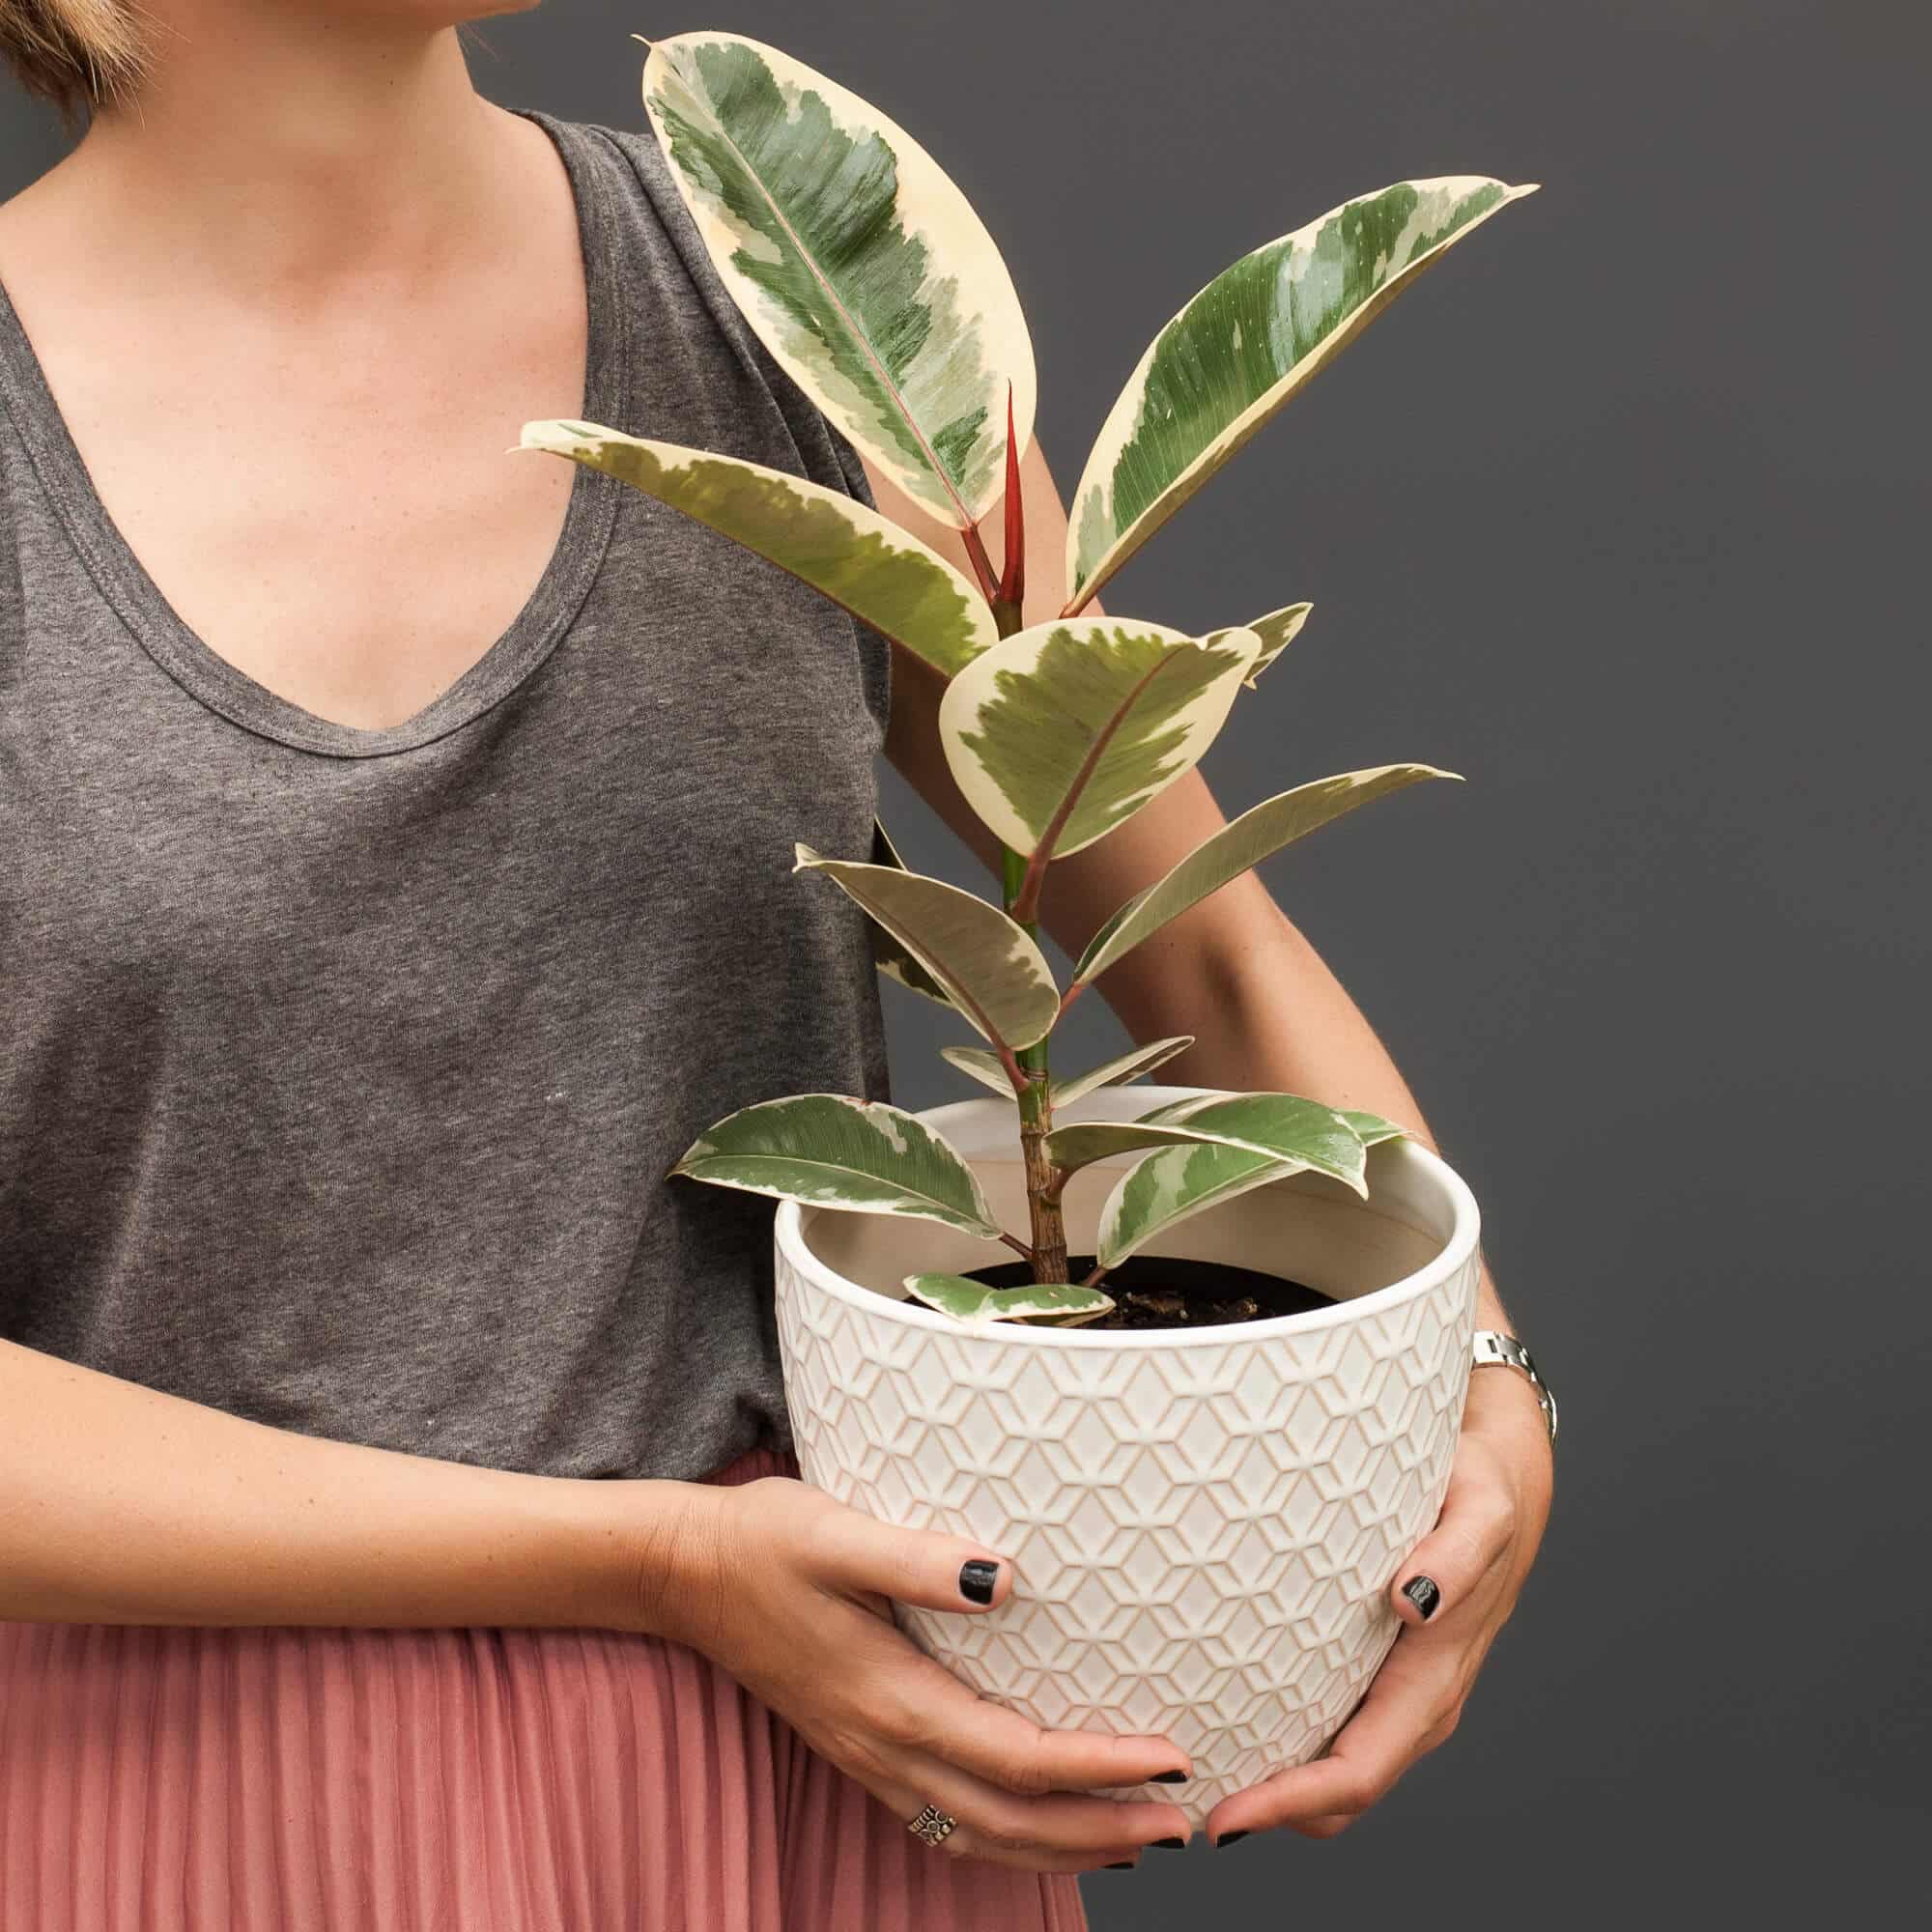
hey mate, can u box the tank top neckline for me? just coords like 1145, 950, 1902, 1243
0, 106, 630, 760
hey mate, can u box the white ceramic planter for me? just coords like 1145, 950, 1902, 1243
773, 1085, 1481, 1827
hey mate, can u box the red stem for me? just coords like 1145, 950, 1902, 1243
998, 382, 1025, 611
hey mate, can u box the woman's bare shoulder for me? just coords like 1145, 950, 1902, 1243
0, 147, 87, 287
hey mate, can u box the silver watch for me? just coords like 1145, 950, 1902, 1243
1471, 1331, 1557, 1447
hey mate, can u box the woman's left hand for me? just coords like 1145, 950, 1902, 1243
1204, 1366, 1555, 1846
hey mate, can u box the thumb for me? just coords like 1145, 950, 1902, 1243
811, 1498, 1015, 1615
1390, 1460, 1515, 1628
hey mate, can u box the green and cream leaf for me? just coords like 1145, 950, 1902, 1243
939, 1045, 1017, 1097
1050, 1036, 1196, 1108
1068, 889, 1149, 993
1071, 765, 1460, 987
1207, 601, 1312, 687
904, 1273, 1117, 1326
867, 819, 955, 1007
1094, 1093, 1395, 1265
795, 845, 1059, 1050
1095, 1140, 1309, 1269
642, 31, 1037, 526
939, 619, 1263, 861
940, 1035, 1196, 1107
1047, 1092, 1368, 1192
1145, 1093, 1369, 1183
672, 1094, 1000, 1236
518, 423, 993, 678
1066, 178, 1538, 605
1133, 1089, 1363, 1137
1128, 1093, 1220, 1126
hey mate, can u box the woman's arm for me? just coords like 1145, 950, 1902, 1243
0, 1332, 678, 1628
0, 1330, 1195, 1868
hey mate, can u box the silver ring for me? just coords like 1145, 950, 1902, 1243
907, 1803, 959, 1847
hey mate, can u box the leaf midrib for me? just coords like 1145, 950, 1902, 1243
688, 59, 977, 530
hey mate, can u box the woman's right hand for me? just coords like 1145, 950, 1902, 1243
639, 1473, 1197, 1873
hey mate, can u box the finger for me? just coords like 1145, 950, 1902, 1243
1294, 1814, 1356, 1842
783, 1663, 1169, 1875
948, 1704, 1193, 1797
1389, 1459, 1515, 1628
869, 1751, 1156, 1873
879, 1642, 1191, 1792
810, 1500, 1017, 1615
862, 1766, 1089, 1875
1205, 1645, 1456, 1840
883, 1752, 1189, 1871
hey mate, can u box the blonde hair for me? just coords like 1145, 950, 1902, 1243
1, 1, 148, 123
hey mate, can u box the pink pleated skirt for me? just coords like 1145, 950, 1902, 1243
0, 1447, 1086, 1931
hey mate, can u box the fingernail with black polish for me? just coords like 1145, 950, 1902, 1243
1403, 1575, 1441, 1620
1152, 1835, 1186, 1849
1214, 1830, 1250, 1849
1105, 1861, 1135, 1870
958, 1559, 998, 1605
1151, 1769, 1188, 1783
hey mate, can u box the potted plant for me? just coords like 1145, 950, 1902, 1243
522, 29, 1530, 1824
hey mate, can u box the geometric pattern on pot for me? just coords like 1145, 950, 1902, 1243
774, 1189, 1479, 1828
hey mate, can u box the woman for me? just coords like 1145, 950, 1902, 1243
0, 4, 1554, 1927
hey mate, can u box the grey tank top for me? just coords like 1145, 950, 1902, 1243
0, 110, 892, 1483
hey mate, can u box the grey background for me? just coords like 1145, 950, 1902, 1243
7, 1, 1925, 1923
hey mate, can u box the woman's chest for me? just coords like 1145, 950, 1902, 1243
127, 385, 581, 736
1, 502, 886, 995
11, 266, 591, 735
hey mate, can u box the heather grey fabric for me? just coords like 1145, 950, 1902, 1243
0, 110, 893, 1483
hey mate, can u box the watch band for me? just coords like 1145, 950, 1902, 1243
1471, 1330, 1557, 1447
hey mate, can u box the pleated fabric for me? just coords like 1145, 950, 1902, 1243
0, 1449, 1087, 1931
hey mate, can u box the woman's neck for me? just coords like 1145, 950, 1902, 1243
54, 14, 517, 303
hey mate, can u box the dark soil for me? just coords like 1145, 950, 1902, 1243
961, 1253, 1336, 1329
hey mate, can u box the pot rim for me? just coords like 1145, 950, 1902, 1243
774, 1094, 1482, 1350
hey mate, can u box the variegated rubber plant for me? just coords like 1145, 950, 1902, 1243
521, 30, 1535, 1331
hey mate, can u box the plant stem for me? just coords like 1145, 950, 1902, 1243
1018, 1096, 1068, 1284
980, 504, 1066, 1286
961, 523, 1003, 606
1003, 844, 1068, 1283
